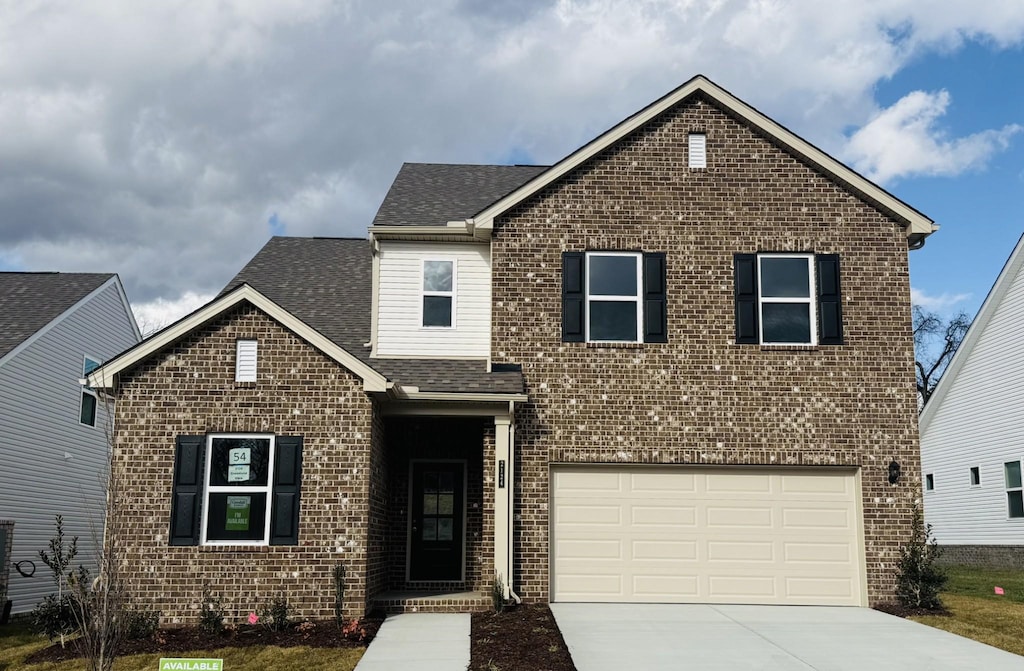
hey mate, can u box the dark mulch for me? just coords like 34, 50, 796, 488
24, 617, 383, 665
874, 602, 952, 618
471, 604, 576, 671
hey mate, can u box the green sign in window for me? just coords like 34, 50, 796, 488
225, 496, 251, 532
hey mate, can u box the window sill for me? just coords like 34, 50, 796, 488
585, 342, 647, 349
755, 344, 820, 352
198, 545, 273, 553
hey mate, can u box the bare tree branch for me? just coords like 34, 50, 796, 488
914, 306, 971, 410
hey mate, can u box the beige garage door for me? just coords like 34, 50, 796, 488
550, 466, 864, 606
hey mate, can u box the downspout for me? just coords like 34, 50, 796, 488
506, 404, 521, 605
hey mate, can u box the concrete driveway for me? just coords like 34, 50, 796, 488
550, 603, 1024, 670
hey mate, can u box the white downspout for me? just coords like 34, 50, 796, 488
507, 417, 520, 604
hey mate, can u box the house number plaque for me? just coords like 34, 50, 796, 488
498, 460, 506, 488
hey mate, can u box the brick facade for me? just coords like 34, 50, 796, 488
490, 95, 922, 606
112, 304, 378, 624
937, 545, 1024, 569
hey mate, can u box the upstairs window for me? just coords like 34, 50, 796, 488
80, 356, 101, 427
925, 473, 934, 491
734, 253, 843, 346
422, 259, 455, 328
970, 466, 981, 487
562, 251, 667, 344
1006, 461, 1023, 518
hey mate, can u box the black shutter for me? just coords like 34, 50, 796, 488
734, 254, 759, 344
169, 435, 205, 546
643, 253, 667, 343
270, 436, 303, 546
562, 252, 585, 342
816, 254, 844, 345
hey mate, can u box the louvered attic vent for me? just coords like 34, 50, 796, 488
236, 339, 258, 382
688, 133, 707, 169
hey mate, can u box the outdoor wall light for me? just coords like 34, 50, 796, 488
888, 460, 901, 485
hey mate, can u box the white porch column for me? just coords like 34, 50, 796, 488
493, 415, 513, 599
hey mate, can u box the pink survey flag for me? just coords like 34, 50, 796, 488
995, 586, 1005, 595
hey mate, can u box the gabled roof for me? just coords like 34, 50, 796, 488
919, 234, 1024, 429
372, 163, 548, 227
468, 75, 936, 244
0, 272, 118, 359
87, 282, 390, 393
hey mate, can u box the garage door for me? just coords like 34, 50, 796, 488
550, 466, 864, 606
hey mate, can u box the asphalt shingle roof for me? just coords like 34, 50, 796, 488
0, 272, 114, 359
371, 163, 548, 227
224, 237, 523, 394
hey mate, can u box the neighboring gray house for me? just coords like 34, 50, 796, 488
0, 272, 140, 614
920, 234, 1024, 567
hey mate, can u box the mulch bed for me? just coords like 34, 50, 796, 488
471, 603, 576, 671
24, 617, 383, 665
874, 602, 951, 618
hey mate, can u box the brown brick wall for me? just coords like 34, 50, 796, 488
111, 304, 375, 624
938, 545, 1024, 569
0, 520, 12, 606
491, 95, 922, 606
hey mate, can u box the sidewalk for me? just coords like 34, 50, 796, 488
354, 613, 471, 671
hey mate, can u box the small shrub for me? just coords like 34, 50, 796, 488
491, 573, 506, 613
31, 593, 78, 642
31, 516, 84, 645
341, 617, 367, 643
123, 608, 161, 640
333, 563, 346, 627
198, 585, 225, 636
896, 505, 947, 609
259, 595, 290, 632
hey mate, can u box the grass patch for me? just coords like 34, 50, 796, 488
0, 617, 364, 671
909, 564, 1024, 657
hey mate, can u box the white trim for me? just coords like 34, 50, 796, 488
756, 253, 817, 346
86, 284, 389, 393
405, 459, 468, 584
470, 75, 934, 241
420, 258, 457, 329
584, 251, 643, 343
200, 434, 276, 547
1005, 460, 1023, 520
921, 233, 1024, 428
370, 235, 381, 357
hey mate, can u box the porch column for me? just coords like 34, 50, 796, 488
493, 416, 513, 599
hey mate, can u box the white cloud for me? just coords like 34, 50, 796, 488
846, 90, 1022, 183
911, 287, 972, 313
133, 291, 216, 336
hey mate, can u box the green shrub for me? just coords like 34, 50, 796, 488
198, 586, 225, 636
333, 564, 345, 627
31, 593, 78, 642
491, 573, 506, 613
259, 595, 290, 632
896, 505, 947, 609
123, 608, 161, 640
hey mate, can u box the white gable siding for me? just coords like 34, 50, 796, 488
0, 282, 139, 613
920, 258, 1024, 546
376, 241, 490, 358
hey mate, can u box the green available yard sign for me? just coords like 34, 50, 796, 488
158, 659, 223, 671
225, 495, 250, 531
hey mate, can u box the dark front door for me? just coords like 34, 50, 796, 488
409, 462, 464, 582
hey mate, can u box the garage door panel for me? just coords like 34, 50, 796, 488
551, 466, 863, 606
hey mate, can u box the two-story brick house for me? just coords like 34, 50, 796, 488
88, 75, 935, 623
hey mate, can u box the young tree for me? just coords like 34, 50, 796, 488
913, 306, 970, 409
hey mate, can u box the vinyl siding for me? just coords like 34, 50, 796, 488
375, 241, 490, 358
920, 261, 1024, 546
0, 281, 139, 613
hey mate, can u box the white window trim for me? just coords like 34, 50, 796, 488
79, 354, 101, 427
756, 253, 817, 346
970, 466, 981, 488
585, 251, 643, 344
925, 473, 934, 492
420, 258, 457, 329
201, 433, 276, 546
1005, 460, 1023, 520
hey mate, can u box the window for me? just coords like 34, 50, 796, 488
970, 466, 981, 487
562, 251, 666, 344
80, 356, 101, 427
1005, 461, 1023, 518
688, 133, 707, 168
925, 473, 934, 491
422, 259, 455, 328
734, 253, 843, 346
235, 339, 257, 382
169, 434, 303, 546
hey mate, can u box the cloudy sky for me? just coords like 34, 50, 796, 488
1, 1, 1022, 330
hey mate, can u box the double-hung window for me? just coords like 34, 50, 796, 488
169, 433, 303, 546
422, 259, 455, 328
1006, 461, 1023, 519
734, 252, 843, 346
562, 251, 667, 344
80, 356, 101, 427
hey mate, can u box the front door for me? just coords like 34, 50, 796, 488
409, 462, 465, 582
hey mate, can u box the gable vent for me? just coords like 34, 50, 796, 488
688, 133, 707, 169
236, 339, 258, 382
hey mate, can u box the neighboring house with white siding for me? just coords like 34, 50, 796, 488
920, 234, 1024, 567
0, 272, 140, 614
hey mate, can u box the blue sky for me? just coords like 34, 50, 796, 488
0, 3, 1022, 327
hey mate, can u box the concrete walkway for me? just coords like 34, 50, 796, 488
354, 613, 470, 671
551, 603, 1024, 671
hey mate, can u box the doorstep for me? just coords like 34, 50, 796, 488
371, 590, 491, 614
